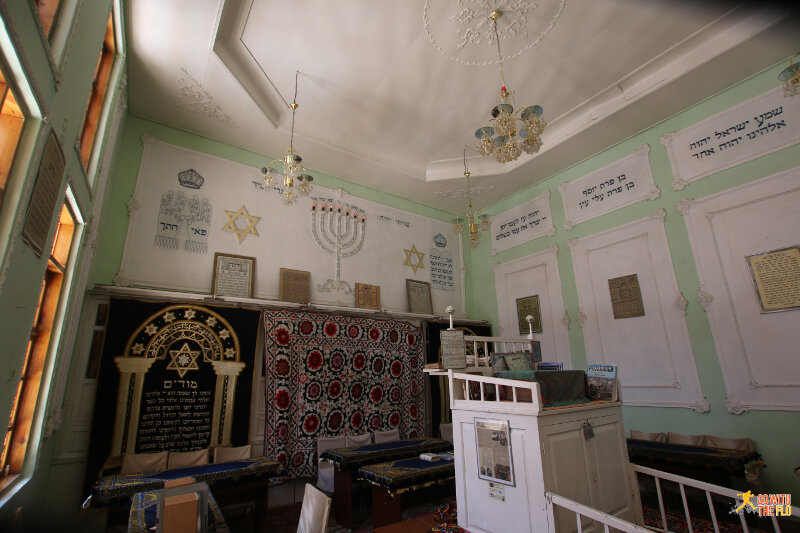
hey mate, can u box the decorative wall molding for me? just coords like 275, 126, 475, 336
492, 245, 572, 368
673, 292, 688, 316
698, 286, 714, 310
576, 309, 587, 328
725, 398, 749, 415
569, 213, 706, 409
662, 86, 800, 190
561, 311, 570, 329
682, 166, 800, 411
559, 145, 659, 230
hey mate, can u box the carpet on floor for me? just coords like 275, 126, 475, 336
642, 505, 770, 533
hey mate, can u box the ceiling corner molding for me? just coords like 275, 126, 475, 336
212, 0, 283, 127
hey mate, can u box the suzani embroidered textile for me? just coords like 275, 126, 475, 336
263, 310, 425, 480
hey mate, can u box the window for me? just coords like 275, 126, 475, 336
1, 202, 75, 480
0, 65, 25, 215
77, 12, 115, 170
35, 0, 63, 41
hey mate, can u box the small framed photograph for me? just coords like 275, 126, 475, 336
406, 279, 433, 315
355, 283, 381, 310
280, 268, 311, 303
474, 418, 515, 486
211, 253, 255, 298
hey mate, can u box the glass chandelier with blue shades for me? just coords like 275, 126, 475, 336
475, 10, 546, 164
262, 71, 313, 206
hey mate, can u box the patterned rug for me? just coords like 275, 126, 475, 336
263, 310, 425, 481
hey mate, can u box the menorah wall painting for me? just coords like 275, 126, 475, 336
310, 202, 366, 294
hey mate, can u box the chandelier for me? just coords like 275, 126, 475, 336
262, 71, 313, 206
475, 10, 546, 164
452, 148, 490, 248
779, 53, 800, 97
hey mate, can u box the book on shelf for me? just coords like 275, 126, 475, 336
587, 364, 617, 402
536, 362, 563, 371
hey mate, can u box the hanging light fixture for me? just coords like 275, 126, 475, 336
475, 10, 546, 164
779, 53, 800, 97
262, 71, 313, 206
452, 147, 490, 249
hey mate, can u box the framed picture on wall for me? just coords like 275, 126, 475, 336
516, 295, 542, 335
211, 253, 255, 298
406, 279, 433, 315
280, 268, 311, 303
474, 418, 515, 486
355, 283, 381, 310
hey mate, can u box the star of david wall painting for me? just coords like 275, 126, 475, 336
222, 204, 261, 244
84, 298, 260, 491
403, 244, 425, 273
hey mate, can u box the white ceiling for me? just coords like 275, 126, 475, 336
125, 0, 798, 213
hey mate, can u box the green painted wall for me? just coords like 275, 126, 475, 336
88, 116, 458, 287
0, 0, 123, 528
463, 62, 800, 495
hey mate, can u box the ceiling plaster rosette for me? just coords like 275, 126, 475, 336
424, 0, 566, 66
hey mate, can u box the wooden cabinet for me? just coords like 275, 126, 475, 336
449, 372, 640, 533
539, 409, 638, 533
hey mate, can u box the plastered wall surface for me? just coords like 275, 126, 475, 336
464, 63, 800, 494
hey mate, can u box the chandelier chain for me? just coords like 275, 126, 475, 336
290, 71, 299, 151
493, 18, 507, 89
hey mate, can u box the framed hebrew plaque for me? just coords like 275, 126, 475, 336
608, 274, 645, 319
406, 279, 433, 315
211, 253, 255, 298
516, 295, 542, 335
747, 246, 800, 313
280, 268, 310, 303
22, 128, 65, 257
355, 283, 381, 310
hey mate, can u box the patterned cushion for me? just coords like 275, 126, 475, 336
490, 353, 509, 375
374, 429, 400, 443
213, 445, 251, 463
121, 451, 169, 474
630, 430, 667, 443
168, 448, 208, 469
504, 352, 534, 371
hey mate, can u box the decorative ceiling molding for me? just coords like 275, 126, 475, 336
423, 0, 565, 66
435, 185, 496, 200
177, 68, 238, 128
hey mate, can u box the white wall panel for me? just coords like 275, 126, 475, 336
493, 245, 571, 366
569, 210, 707, 410
680, 166, 800, 413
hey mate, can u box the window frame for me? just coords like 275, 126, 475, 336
75, 2, 124, 191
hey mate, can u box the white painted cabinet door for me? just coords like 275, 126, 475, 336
540, 413, 635, 533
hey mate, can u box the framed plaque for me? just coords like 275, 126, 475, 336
355, 283, 381, 310
21, 128, 65, 257
516, 295, 542, 335
747, 246, 800, 313
406, 279, 433, 315
608, 274, 645, 319
279, 268, 311, 303
211, 253, 255, 298
440, 329, 466, 369
474, 418, 515, 486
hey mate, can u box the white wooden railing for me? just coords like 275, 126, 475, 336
546, 465, 798, 533
632, 464, 798, 533
463, 335, 535, 368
